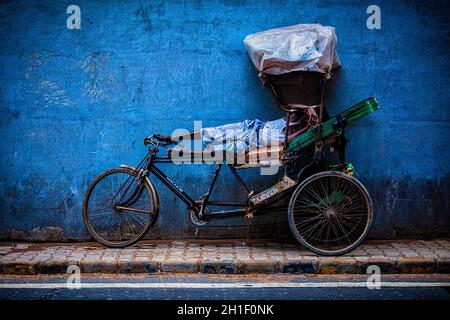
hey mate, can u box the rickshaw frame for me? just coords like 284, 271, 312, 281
83, 69, 377, 254
131, 71, 334, 224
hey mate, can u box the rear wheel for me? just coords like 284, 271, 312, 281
288, 171, 372, 256
83, 168, 158, 248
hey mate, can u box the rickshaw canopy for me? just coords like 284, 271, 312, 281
244, 23, 340, 76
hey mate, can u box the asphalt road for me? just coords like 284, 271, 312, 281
0, 274, 449, 300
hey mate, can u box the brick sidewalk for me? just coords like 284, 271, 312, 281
0, 239, 449, 275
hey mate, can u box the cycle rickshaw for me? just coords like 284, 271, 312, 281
83, 24, 379, 256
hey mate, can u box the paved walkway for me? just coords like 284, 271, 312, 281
0, 239, 449, 275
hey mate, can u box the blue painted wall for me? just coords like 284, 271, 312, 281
0, 0, 449, 241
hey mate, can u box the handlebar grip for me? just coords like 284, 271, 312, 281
143, 135, 154, 145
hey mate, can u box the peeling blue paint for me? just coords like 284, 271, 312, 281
0, 0, 449, 241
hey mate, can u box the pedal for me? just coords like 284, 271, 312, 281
250, 175, 296, 205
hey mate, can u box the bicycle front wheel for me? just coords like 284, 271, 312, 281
83, 167, 158, 248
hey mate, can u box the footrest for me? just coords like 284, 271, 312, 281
250, 175, 296, 205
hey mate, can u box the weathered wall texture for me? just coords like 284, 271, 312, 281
0, 0, 449, 241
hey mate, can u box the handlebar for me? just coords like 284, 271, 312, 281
143, 135, 155, 146
143, 135, 173, 148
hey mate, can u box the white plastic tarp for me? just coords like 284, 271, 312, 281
244, 24, 340, 75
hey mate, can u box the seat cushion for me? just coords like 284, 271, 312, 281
168, 146, 283, 165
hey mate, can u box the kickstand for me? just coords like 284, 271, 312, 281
194, 227, 199, 238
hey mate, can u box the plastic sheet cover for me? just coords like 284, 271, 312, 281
244, 24, 340, 75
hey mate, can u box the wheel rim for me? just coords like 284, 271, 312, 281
85, 170, 155, 245
290, 173, 371, 254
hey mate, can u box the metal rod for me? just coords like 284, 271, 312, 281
149, 165, 197, 209
198, 164, 222, 218
205, 201, 247, 207
314, 74, 327, 160
204, 164, 222, 201
115, 206, 150, 214
202, 208, 247, 218
228, 165, 250, 194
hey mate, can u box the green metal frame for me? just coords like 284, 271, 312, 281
288, 97, 380, 152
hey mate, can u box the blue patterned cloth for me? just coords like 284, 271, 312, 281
200, 118, 285, 155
